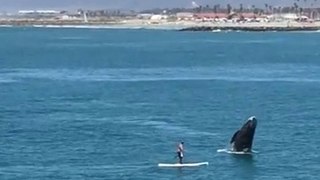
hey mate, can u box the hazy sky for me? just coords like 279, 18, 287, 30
0, 0, 310, 12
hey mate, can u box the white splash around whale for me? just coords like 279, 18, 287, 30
217, 148, 258, 155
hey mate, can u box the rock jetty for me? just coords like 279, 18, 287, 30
179, 26, 320, 32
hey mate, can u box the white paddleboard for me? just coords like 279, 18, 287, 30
158, 162, 209, 167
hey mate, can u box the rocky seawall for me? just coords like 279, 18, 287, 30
179, 26, 320, 32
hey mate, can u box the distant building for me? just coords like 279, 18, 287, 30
193, 13, 228, 21
137, 13, 153, 19
18, 10, 61, 15
150, 14, 168, 20
268, 13, 310, 21
176, 12, 194, 20
281, 13, 299, 20
59, 14, 82, 20
18, 10, 61, 19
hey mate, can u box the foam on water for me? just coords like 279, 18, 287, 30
217, 148, 258, 155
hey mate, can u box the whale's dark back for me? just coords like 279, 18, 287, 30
231, 118, 257, 152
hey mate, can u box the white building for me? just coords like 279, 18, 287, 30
281, 13, 299, 20
18, 10, 60, 15
176, 12, 194, 20
137, 13, 153, 19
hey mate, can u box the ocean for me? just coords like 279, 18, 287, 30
0, 27, 319, 179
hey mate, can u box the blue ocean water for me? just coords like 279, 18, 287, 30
0, 27, 320, 179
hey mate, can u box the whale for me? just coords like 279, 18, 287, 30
230, 116, 257, 152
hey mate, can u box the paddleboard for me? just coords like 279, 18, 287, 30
158, 162, 209, 167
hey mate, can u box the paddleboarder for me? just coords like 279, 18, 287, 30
176, 141, 184, 164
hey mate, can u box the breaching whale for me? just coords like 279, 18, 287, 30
230, 116, 257, 152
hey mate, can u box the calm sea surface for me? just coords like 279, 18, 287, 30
0, 27, 320, 179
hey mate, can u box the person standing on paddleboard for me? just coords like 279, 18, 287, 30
176, 141, 184, 164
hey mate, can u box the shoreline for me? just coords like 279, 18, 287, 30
1, 19, 320, 32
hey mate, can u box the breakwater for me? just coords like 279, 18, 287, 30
179, 26, 320, 32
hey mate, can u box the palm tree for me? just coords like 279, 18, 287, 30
278, 6, 282, 14
197, 5, 203, 13
299, 7, 303, 14
251, 5, 256, 13
269, 5, 273, 14
205, 4, 210, 12
302, 0, 307, 15
217, 4, 221, 13
213, 4, 218, 13
239, 4, 244, 14
227, 4, 232, 14
294, 2, 299, 14
265, 3, 269, 13
304, 0, 307, 7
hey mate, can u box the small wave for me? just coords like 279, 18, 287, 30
202, 40, 225, 43
2, 66, 320, 83
0, 78, 17, 83
121, 117, 217, 137
212, 29, 222, 33
0, 164, 150, 173
58, 36, 91, 40
90, 164, 151, 169
288, 30, 320, 33
48, 42, 146, 48
107, 115, 217, 137
237, 40, 282, 44
0, 25, 13, 27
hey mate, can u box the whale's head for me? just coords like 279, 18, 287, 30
243, 116, 257, 130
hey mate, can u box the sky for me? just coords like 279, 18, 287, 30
0, 0, 312, 12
